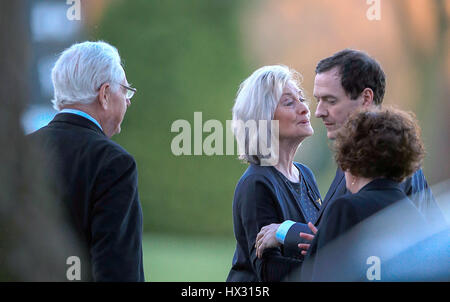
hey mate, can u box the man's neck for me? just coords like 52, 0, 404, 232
61, 105, 102, 126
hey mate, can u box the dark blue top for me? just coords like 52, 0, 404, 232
227, 162, 321, 282
299, 178, 442, 281
278, 172, 320, 224
284, 168, 445, 253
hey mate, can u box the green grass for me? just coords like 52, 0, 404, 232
142, 233, 236, 282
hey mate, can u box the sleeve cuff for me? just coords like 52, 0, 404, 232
276, 220, 296, 244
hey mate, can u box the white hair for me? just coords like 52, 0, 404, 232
232, 65, 304, 165
51, 41, 125, 111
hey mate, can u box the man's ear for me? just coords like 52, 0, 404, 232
362, 88, 374, 107
97, 83, 110, 110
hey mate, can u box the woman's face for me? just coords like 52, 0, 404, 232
273, 81, 314, 141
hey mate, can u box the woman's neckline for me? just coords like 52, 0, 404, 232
272, 163, 301, 184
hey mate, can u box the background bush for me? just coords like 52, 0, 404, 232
95, 0, 252, 236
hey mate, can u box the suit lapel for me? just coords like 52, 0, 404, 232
324, 168, 346, 203
314, 168, 346, 225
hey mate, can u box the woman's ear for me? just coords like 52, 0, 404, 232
97, 83, 109, 110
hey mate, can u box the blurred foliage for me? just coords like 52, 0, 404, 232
1, 0, 87, 281
95, 0, 251, 236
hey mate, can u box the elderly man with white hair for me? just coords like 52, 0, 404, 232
29, 41, 144, 281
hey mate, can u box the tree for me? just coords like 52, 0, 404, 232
392, 0, 450, 184
0, 0, 86, 281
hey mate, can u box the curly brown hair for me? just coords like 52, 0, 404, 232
334, 107, 425, 182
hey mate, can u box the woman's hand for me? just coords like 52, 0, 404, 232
255, 223, 281, 259
298, 222, 318, 256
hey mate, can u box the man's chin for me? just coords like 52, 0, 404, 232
326, 130, 337, 140
115, 126, 121, 136
107, 126, 121, 138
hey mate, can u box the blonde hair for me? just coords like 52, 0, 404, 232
232, 65, 304, 165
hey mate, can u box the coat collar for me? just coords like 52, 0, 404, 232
358, 178, 403, 193
49, 113, 106, 137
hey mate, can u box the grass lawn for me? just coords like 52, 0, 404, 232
142, 233, 236, 282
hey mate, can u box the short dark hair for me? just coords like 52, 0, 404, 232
316, 49, 386, 105
334, 107, 425, 182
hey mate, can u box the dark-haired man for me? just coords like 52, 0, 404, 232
255, 49, 444, 262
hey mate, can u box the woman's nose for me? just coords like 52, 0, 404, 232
296, 101, 309, 115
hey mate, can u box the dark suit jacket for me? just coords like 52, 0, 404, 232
299, 178, 429, 281
226, 162, 321, 282
29, 113, 145, 281
284, 168, 444, 252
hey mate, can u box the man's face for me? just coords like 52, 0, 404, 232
313, 67, 365, 140
103, 71, 131, 138
109, 80, 131, 137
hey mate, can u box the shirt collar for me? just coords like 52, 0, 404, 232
359, 178, 402, 193
59, 109, 103, 131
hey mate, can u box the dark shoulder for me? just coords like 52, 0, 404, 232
97, 136, 131, 157
31, 124, 135, 168
93, 137, 136, 170
327, 195, 355, 210
234, 164, 277, 195
318, 195, 365, 235
325, 195, 362, 218
238, 165, 273, 186
327, 188, 403, 222
233, 165, 279, 213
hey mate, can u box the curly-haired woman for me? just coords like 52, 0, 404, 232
300, 107, 430, 281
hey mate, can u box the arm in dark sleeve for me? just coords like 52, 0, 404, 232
237, 176, 302, 281
283, 222, 313, 255
404, 169, 445, 227
90, 154, 144, 282
301, 197, 359, 281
